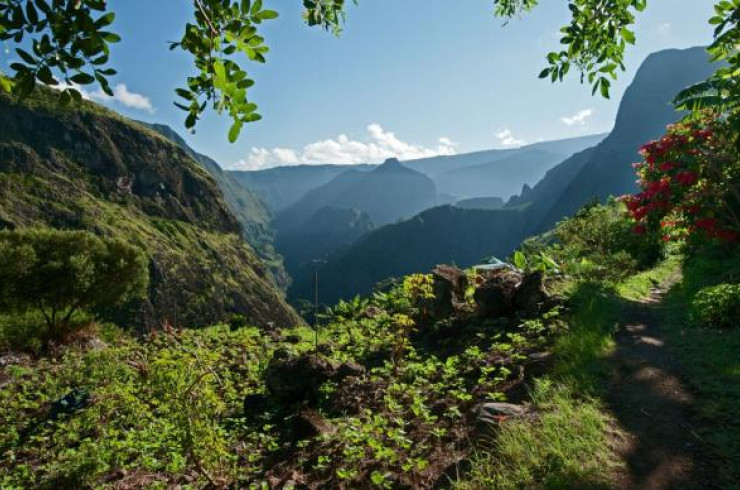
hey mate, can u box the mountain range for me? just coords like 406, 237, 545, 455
230, 134, 605, 214
284, 46, 717, 306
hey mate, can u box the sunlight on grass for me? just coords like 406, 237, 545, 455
457, 380, 618, 490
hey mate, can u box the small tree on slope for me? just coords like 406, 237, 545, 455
0, 228, 149, 331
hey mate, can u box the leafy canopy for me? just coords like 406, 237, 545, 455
0, 228, 149, 329
1, 0, 736, 140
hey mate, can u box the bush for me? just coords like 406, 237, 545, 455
624, 112, 740, 244
0, 228, 149, 332
525, 200, 665, 282
690, 283, 740, 329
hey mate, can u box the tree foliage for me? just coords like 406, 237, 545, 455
0, 228, 149, 329
0, 0, 736, 139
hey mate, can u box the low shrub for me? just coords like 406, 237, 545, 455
520, 200, 664, 283
690, 283, 740, 329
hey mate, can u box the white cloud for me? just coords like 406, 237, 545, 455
495, 129, 525, 148
230, 123, 457, 170
89, 84, 155, 113
53, 81, 154, 113
658, 23, 672, 37
560, 108, 594, 126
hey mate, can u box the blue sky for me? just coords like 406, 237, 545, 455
13, 0, 716, 169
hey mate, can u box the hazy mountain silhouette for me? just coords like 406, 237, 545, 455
439, 149, 567, 200
231, 164, 375, 213
230, 134, 604, 214
527, 46, 717, 232
289, 47, 717, 305
275, 158, 438, 233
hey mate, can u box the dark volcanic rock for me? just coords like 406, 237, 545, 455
293, 408, 336, 440
335, 361, 366, 381
513, 271, 549, 314
265, 354, 338, 404
474, 270, 522, 318
524, 351, 555, 379
432, 265, 469, 319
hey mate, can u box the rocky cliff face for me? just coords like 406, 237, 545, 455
0, 88, 301, 329
144, 123, 290, 291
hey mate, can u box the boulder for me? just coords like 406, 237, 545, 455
512, 271, 549, 314
474, 270, 522, 318
432, 265, 469, 319
335, 361, 366, 381
475, 402, 530, 437
265, 354, 338, 404
293, 408, 336, 440
524, 351, 555, 379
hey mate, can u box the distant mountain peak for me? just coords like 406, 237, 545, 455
376, 157, 404, 172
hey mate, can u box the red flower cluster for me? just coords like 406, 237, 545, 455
623, 114, 739, 243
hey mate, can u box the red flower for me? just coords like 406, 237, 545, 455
662, 235, 672, 242
633, 225, 647, 235
632, 207, 649, 220
658, 162, 678, 172
675, 171, 698, 186
695, 218, 717, 230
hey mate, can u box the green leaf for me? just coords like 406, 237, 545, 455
513, 251, 527, 270
259, 10, 279, 20
70, 72, 95, 84
621, 27, 636, 45
228, 120, 243, 143
0, 76, 14, 93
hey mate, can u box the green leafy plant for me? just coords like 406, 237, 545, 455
511, 249, 560, 274
690, 283, 740, 329
548, 200, 664, 281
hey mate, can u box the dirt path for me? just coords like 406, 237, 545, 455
607, 287, 717, 490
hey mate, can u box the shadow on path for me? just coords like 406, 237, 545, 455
606, 288, 717, 490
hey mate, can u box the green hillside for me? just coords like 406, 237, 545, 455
0, 88, 300, 329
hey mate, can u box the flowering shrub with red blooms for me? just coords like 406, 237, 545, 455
621, 113, 740, 244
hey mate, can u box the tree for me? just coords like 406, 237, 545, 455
0, 228, 149, 330
1, 0, 737, 140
